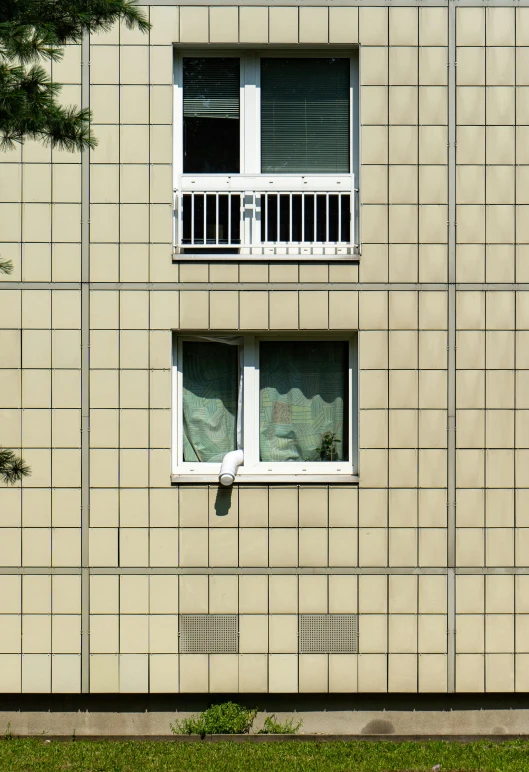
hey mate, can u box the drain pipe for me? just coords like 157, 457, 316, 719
219, 450, 244, 487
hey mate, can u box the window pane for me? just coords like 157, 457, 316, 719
183, 58, 240, 173
261, 58, 350, 174
259, 341, 348, 462
182, 342, 238, 462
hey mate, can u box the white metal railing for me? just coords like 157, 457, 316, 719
173, 174, 356, 257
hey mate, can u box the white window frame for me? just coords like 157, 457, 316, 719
171, 334, 358, 483
173, 48, 358, 180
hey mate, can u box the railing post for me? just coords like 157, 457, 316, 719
241, 190, 256, 255
173, 188, 180, 254
253, 191, 261, 250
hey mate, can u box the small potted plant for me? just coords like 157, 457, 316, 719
315, 431, 341, 461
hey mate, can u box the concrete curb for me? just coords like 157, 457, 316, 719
12, 734, 529, 743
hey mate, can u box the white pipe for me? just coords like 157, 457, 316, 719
219, 449, 244, 487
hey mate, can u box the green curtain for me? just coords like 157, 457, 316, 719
261, 58, 350, 173
259, 341, 348, 462
183, 342, 238, 462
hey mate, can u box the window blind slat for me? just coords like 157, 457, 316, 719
183, 58, 240, 119
261, 58, 350, 174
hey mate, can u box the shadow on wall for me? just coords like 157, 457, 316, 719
214, 486, 234, 518
2, 694, 529, 714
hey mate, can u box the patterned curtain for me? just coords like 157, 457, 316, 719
183, 342, 238, 462
259, 341, 348, 462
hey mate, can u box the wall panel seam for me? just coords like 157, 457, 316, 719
80, 30, 90, 694
7, 282, 529, 292
144, 0, 529, 7
447, 0, 456, 694
0, 566, 527, 575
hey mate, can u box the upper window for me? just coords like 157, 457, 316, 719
174, 51, 358, 257
177, 53, 354, 176
172, 335, 357, 482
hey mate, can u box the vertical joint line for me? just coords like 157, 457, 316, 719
80, 30, 90, 695
447, 0, 457, 695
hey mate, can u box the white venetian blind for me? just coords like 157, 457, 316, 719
183, 58, 240, 119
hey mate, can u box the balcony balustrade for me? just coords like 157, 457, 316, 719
174, 174, 357, 259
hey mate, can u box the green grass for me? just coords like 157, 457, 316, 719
0, 738, 528, 772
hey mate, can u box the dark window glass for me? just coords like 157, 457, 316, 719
261, 58, 350, 173
183, 58, 240, 173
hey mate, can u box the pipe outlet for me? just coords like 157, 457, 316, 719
219, 449, 244, 487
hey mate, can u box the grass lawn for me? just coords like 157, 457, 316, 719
0, 739, 528, 772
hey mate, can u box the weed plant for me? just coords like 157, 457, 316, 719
258, 715, 302, 734
171, 702, 257, 736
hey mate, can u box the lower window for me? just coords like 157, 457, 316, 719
172, 335, 357, 481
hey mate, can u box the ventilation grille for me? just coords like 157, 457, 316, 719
299, 614, 358, 654
179, 615, 238, 653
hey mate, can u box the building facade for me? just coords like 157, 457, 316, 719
0, 0, 527, 695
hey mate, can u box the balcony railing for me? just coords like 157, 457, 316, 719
173, 174, 357, 259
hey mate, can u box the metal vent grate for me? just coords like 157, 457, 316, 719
179, 615, 238, 653
299, 614, 358, 654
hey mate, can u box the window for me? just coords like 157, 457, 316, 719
180, 54, 352, 175
260, 57, 350, 174
172, 336, 357, 481
183, 57, 240, 174
174, 51, 359, 257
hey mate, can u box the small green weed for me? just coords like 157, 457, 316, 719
171, 702, 257, 736
258, 715, 302, 734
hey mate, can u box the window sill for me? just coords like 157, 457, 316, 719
171, 474, 359, 485
173, 252, 360, 263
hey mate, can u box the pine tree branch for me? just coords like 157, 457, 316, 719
0, 257, 13, 274
0, 62, 96, 150
0, 449, 31, 485
0, 0, 149, 151
0, 23, 63, 64
0, 1, 150, 44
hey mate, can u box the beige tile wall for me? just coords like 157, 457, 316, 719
0, 576, 81, 692
1, 4, 529, 694
451, 6, 529, 692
